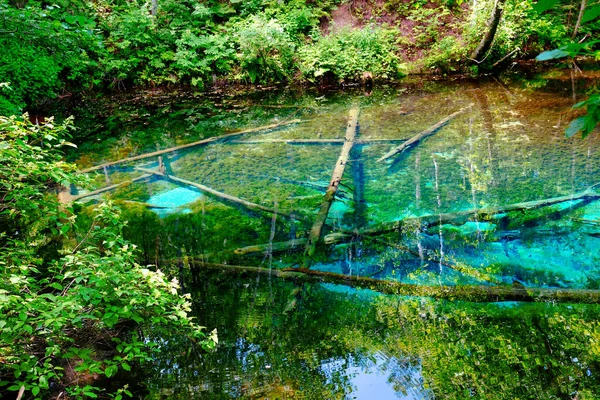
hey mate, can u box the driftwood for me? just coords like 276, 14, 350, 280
377, 107, 471, 162
71, 174, 153, 201
303, 107, 360, 268
79, 119, 303, 173
358, 187, 600, 237
230, 138, 408, 145
136, 167, 301, 220
192, 262, 600, 304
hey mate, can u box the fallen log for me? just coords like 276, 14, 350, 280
192, 262, 600, 304
71, 174, 153, 201
229, 138, 408, 145
79, 119, 304, 173
359, 187, 600, 237
136, 167, 302, 220
377, 106, 471, 162
233, 187, 600, 257
303, 106, 360, 268
121, 200, 171, 209
234, 238, 309, 256
233, 231, 360, 257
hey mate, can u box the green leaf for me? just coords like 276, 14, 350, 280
32, 386, 40, 396
536, 48, 569, 61
121, 362, 131, 371
533, 0, 560, 14
104, 364, 118, 378
566, 117, 586, 138
582, 4, 600, 23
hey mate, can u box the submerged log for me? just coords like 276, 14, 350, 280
193, 262, 600, 304
136, 167, 301, 220
71, 174, 153, 201
121, 200, 171, 209
377, 107, 471, 162
137, 167, 299, 219
303, 106, 360, 268
233, 231, 358, 257
234, 238, 309, 256
229, 138, 408, 145
359, 186, 600, 236
80, 119, 304, 173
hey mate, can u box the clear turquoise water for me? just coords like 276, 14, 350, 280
146, 187, 202, 216
74, 71, 600, 399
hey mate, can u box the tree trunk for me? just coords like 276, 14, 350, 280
358, 186, 600, 236
230, 138, 409, 145
572, 0, 587, 38
470, 0, 506, 63
69, 174, 153, 202
136, 167, 302, 220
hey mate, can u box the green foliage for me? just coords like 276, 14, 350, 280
0, 116, 215, 398
0, 1, 101, 115
298, 26, 405, 83
534, 2, 600, 138
423, 36, 468, 73
232, 15, 296, 83
567, 94, 600, 138
100, 0, 237, 87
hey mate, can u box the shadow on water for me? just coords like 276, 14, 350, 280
70, 70, 600, 398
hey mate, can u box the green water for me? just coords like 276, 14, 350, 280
71, 70, 600, 398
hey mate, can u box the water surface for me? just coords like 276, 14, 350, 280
71, 70, 600, 398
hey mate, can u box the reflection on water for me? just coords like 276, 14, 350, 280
71, 70, 600, 398
140, 271, 600, 399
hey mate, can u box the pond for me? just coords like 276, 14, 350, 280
70, 69, 600, 398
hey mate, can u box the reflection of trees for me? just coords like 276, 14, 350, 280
376, 297, 600, 399
142, 272, 385, 399
136, 272, 600, 399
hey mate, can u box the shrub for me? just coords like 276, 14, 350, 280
297, 26, 406, 84
0, 116, 216, 399
0, 3, 101, 115
423, 36, 468, 73
232, 15, 296, 83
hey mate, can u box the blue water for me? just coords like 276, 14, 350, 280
146, 187, 202, 216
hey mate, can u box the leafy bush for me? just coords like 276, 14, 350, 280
0, 2, 101, 115
298, 26, 405, 83
101, 0, 237, 88
0, 116, 216, 399
423, 36, 468, 73
232, 15, 297, 83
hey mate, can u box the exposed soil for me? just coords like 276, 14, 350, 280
321, 0, 471, 63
